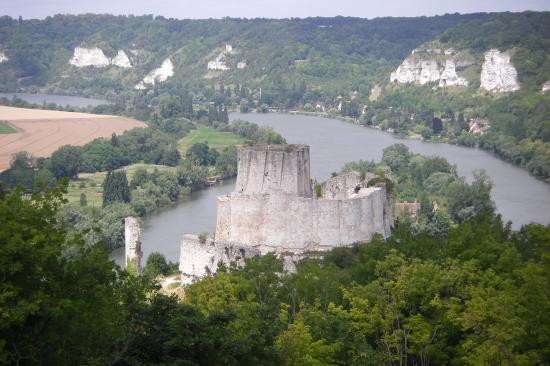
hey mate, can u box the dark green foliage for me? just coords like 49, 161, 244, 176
215, 145, 238, 178
144, 252, 170, 277
79, 192, 87, 207
227, 119, 286, 144
0, 151, 56, 193
447, 170, 494, 223
50, 145, 83, 178
1, 175, 549, 365
432, 117, 443, 134
0, 184, 141, 365
102, 170, 130, 207
186, 142, 219, 166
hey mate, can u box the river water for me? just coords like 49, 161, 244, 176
0, 92, 111, 108
113, 112, 550, 265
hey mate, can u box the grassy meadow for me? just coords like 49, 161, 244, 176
65, 163, 176, 207
178, 126, 245, 152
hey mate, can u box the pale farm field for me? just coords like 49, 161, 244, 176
0, 106, 147, 171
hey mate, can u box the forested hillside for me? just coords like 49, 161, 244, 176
0, 12, 549, 180
0, 13, 485, 97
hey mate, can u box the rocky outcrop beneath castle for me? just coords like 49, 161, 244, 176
180, 145, 393, 283
135, 58, 174, 90
111, 50, 132, 68
70, 47, 110, 67
125, 217, 142, 272
69, 47, 133, 68
542, 81, 550, 92
480, 49, 520, 92
390, 48, 468, 87
0, 51, 7, 63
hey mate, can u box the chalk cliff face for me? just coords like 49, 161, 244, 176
69, 47, 133, 68
542, 81, 550, 92
390, 49, 468, 87
0, 52, 7, 63
480, 49, 520, 92
135, 58, 174, 90
111, 50, 132, 68
70, 47, 110, 67
439, 59, 469, 87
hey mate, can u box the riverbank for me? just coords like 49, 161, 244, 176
241, 108, 549, 184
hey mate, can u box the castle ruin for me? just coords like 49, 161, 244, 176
179, 145, 393, 283
125, 217, 143, 273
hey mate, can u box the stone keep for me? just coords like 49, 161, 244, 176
180, 145, 393, 283
125, 217, 143, 272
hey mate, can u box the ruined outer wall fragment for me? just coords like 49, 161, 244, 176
179, 234, 260, 284
125, 217, 142, 272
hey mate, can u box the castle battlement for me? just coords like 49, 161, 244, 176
180, 144, 393, 283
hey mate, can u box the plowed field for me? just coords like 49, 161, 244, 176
0, 106, 147, 171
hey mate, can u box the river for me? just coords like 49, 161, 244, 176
113, 112, 550, 265
0, 92, 111, 108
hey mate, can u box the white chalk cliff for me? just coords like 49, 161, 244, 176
135, 58, 174, 90
0, 51, 7, 63
480, 49, 520, 92
70, 47, 134, 68
439, 59, 469, 87
70, 47, 110, 67
111, 50, 132, 68
542, 81, 550, 92
390, 49, 468, 87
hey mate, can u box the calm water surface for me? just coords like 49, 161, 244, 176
114, 113, 550, 264
0, 92, 111, 108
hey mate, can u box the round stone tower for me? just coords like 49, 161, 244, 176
234, 144, 312, 197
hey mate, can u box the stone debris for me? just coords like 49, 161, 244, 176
542, 81, 550, 92
0, 51, 8, 63
480, 49, 520, 92
135, 58, 174, 90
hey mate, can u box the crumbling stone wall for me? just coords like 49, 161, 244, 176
125, 217, 142, 273
180, 145, 393, 283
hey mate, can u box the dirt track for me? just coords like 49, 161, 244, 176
0, 106, 147, 171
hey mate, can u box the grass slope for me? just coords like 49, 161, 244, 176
178, 126, 245, 152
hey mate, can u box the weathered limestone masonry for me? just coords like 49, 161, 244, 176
180, 145, 393, 284
125, 217, 143, 272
